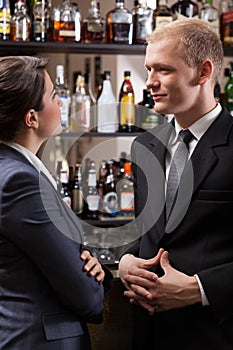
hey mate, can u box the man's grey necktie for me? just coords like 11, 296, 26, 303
166, 129, 194, 220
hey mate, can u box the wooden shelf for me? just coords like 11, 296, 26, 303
0, 41, 147, 56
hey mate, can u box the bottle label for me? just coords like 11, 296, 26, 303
103, 192, 118, 216
175, 12, 198, 20
59, 95, 70, 127
155, 16, 173, 28
87, 194, 100, 211
0, 10, 11, 34
120, 96, 135, 126
120, 192, 134, 211
112, 23, 132, 44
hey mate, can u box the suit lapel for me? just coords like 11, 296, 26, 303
166, 109, 233, 233
191, 109, 233, 195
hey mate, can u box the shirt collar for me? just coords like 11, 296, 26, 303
173, 103, 222, 142
7, 142, 57, 189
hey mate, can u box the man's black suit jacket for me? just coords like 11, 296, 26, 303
127, 108, 233, 349
0, 144, 108, 350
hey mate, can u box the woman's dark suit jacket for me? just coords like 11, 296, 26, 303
0, 144, 110, 350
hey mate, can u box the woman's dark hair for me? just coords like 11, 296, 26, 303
0, 56, 49, 142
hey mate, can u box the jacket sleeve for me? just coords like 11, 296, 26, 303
1, 166, 105, 324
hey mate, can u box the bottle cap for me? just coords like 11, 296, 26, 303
56, 65, 64, 77
124, 71, 131, 77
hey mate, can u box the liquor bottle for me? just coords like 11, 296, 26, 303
97, 70, 118, 133
55, 65, 70, 132
136, 88, 163, 129
84, 72, 97, 131
82, 0, 105, 43
60, 168, 72, 207
200, 0, 219, 34
53, 0, 81, 42
31, 0, 48, 42
220, 1, 233, 46
117, 161, 135, 217
54, 160, 63, 193
85, 161, 100, 220
0, 0, 11, 40
132, 0, 154, 44
171, 0, 199, 20
119, 71, 135, 133
71, 163, 84, 217
11, 0, 31, 41
106, 0, 133, 44
97, 160, 108, 199
214, 80, 221, 103
153, 0, 173, 29
102, 160, 118, 218
70, 74, 91, 132
224, 62, 233, 115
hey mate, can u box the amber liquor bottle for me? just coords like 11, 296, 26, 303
0, 0, 11, 40
153, 0, 173, 28
106, 0, 133, 44
119, 71, 135, 132
82, 0, 105, 43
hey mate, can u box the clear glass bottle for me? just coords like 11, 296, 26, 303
53, 0, 81, 42
102, 160, 118, 218
85, 161, 100, 220
119, 71, 135, 133
60, 168, 72, 207
153, 0, 173, 28
32, 0, 48, 42
132, 0, 153, 44
84, 72, 97, 131
171, 0, 199, 19
117, 161, 135, 217
0, 0, 11, 40
82, 0, 105, 43
55, 65, 71, 132
70, 74, 91, 132
200, 0, 219, 34
97, 70, 118, 133
11, 0, 31, 41
71, 163, 84, 217
106, 0, 133, 44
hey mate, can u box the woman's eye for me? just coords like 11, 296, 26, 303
52, 91, 57, 99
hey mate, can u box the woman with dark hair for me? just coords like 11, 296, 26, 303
0, 56, 112, 350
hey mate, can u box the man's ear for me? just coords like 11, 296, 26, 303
24, 109, 39, 129
198, 60, 213, 86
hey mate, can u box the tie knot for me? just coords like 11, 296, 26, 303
179, 129, 193, 145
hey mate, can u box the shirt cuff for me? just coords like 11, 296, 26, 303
194, 274, 209, 306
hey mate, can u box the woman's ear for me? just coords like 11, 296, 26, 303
198, 60, 213, 86
24, 109, 39, 129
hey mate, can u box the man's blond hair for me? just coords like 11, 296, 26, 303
147, 19, 223, 81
